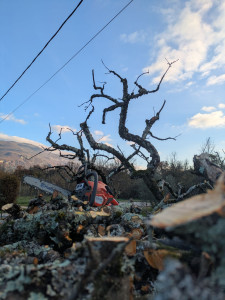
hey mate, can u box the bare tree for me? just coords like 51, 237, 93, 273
45, 60, 183, 206
200, 137, 215, 154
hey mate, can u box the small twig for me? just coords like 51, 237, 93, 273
148, 132, 181, 141
176, 181, 213, 202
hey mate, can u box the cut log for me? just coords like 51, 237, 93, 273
193, 153, 222, 183
150, 173, 225, 229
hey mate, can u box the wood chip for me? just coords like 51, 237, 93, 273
89, 209, 111, 218
1, 203, 14, 210
71, 195, 79, 201
86, 236, 129, 242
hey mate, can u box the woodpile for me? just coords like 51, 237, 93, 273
1, 175, 225, 299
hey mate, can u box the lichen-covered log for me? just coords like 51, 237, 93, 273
0, 200, 147, 250
149, 173, 225, 299
0, 237, 135, 300
3, 175, 225, 300
0, 198, 157, 299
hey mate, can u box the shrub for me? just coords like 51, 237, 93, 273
0, 173, 20, 209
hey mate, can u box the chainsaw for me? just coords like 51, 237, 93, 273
23, 166, 119, 207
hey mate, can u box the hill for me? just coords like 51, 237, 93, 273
0, 140, 71, 171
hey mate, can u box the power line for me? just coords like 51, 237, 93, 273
0, 0, 134, 125
0, 0, 84, 102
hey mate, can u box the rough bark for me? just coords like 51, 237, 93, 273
149, 173, 225, 299
193, 153, 222, 184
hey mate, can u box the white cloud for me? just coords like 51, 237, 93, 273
186, 81, 194, 87
93, 130, 112, 144
201, 106, 216, 112
0, 113, 26, 124
52, 125, 76, 134
98, 134, 112, 143
94, 130, 104, 136
144, 0, 225, 85
0, 133, 46, 147
104, 142, 114, 148
189, 0, 213, 14
188, 110, 225, 128
218, 103, 225, 109
135, 164, 146, 170
126, 141, 135, 145
120, 30, 147, 44
207, 74, 225, 86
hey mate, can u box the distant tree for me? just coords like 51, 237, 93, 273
200, 137, 215, 155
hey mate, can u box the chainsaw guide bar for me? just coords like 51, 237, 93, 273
23, 176, 71, 197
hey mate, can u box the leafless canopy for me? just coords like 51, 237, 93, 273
46, 60, 179, 203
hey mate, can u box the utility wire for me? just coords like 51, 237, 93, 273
0, 0, 134, 125
0, 0, 84, 102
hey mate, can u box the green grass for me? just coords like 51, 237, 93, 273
16, 195, 51, 207
16, 196, 33, 207
15, 197, 148, 207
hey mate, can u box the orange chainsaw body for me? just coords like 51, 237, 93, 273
84, 180, 119, 206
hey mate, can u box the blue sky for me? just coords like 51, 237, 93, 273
0, 0, 225, 167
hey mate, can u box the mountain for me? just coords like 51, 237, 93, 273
0, 140, 72, 171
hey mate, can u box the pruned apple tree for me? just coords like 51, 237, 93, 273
45, 60, 211, 206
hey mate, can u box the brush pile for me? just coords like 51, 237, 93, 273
1, 175, 225, 299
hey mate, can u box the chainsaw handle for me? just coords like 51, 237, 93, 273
86, 171, 98, 206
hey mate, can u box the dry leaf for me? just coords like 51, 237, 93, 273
131, 228, 143, 240
77, 225, 84, 234
144, 250, 168, 270
98, 225, 106, 236
163, 193, 171, 203
33, 257, 39, 265
125, 240, 136, 256
52, 190, 59, 200
28, 206, 39, 214
141, 285, 150, 293
63, 232, 72, 241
